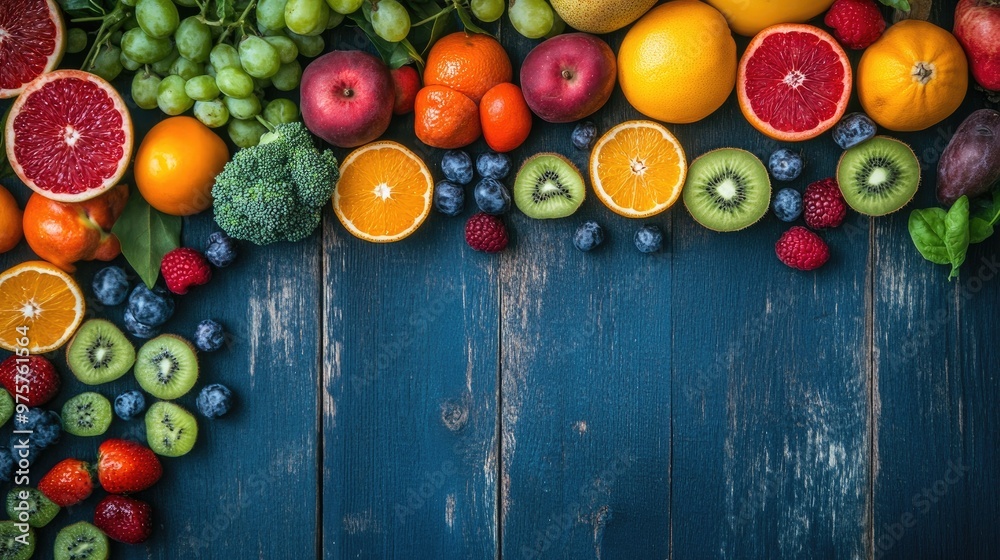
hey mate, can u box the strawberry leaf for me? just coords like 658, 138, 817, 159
111, 189, 181, 289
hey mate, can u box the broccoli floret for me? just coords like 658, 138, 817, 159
212, 122, 339, 245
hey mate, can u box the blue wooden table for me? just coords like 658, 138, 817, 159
2, 1, 999, 558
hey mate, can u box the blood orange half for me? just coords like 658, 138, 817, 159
0, 0, 66, 98
737, 24, 852, 142
4, 70, 133, 202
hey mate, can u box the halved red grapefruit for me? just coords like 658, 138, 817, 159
737, 24, 852, 142
0, 0, 66, 98
4, 70, 133, 202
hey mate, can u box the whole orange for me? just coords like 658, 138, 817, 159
22, 183, 128, 272
414, 85, 482, 149
0, 185, 23, 254
134, 116, 229, 216
424, 32, 512, 104
858, 20, 968, 132
480, 83, 532, 153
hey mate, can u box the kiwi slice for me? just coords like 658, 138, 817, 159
54, 521, 109, 560
67, 319, 136, 385
0, 520, 35, 560
682, 148, 771, 232
135, 335, 199, 400
145, 401, 199, 457
6, 487, 60, 528
61, 392, 113, 437
837, 136, 920, 216
513, 153, 586, 219
0, 389, 13, 428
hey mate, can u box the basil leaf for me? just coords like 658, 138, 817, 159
908, 207, 950, 265
58, 0, 104, 17
944, 196, 970, 279
111, 189, 182, 289
969, 218, 994, 244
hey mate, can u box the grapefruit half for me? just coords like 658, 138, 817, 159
4, 70, 133, 202
0, 0, 66, 98
737, 24, 852, 142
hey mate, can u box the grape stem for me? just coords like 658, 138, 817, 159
412, 5, 455, 27
214, 0, 258, 45
79, 1, 130, 73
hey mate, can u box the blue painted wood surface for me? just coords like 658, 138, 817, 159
2, 1, 999, 559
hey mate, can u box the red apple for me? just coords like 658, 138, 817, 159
390, 65, 421, 115
955, 0, 1000, 92
519, 33, 617, 123
300, 51, 395, 148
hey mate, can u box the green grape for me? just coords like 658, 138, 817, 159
224, 95, 262, 120
327, 10, 345, 28
263, 98, 299, 124
215, 66, 255, 98
326, 0, 363, 15
286, 30, 324, 57
470, 0, 503, 22
285, 0, 329, 36
89, 45, 124, 81
210, 44, 241, 70
136, 0, 180, 39
120, 51, 142, 71
110, 30, 123, 45
371, 0, 410, 42
263, 36, 298, 64
131, 72, 161, 110
228, 118, 268, 148
544, 9, 565, 38
194, 99, 229, 128
66, 28, 88, 54
239, 36, 281, 79
509, 0, 553, 39
150, 48, 179, 75
121, 0, 136, 6
184, 75, 220, 101
175, 17, 212, 63
205, 63, 217, 78
255, 76, 273, 89
175, 0, 198, 6
170, 57, 204, 80
122, 28, 173, 64
271, 60, 302, 91
257, 0, 287, 30
157, 75, 194, 115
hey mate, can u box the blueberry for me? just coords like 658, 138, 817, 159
0, 449, 11, 482
194, 319, 226, 352
92, 266, 129, 306
124, 308, 160, 339
772, 188, 803, 222
440, 150, 474, 185
127, 284, 174, 327
434, 181, 465, 216
634, 225, 663, 253
114, 390, 147, 421
832, 112, 877, 150
474, 178, 511, 215
476, 152, 511, 180
768, 148, 803, 182
572, 121, 598, 151
14, 408, 61, 451
196, 383, 234, 419
205, 231, 238, 268
573, 221, 605, 251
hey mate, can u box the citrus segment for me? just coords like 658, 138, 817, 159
589, 121, 687, 218
0, 261, 85, 353
0, 0, 65, 98
334, 141, 433, 243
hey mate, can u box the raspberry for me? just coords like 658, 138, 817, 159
160, 248, 212, 295
824, 0, 886, 50
776, 227, 830, 271
465, 212, 508, 253
803, 178, 848, 229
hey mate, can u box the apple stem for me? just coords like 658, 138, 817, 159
562, 70, 574, 80
343, 88, 354, 98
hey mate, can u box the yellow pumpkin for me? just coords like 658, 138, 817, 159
703, 0, 835, 36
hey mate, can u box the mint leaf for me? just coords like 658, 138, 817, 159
879, 0, 911, 10
111, 189, 182, 288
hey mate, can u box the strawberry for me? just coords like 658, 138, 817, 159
38, 459, 94, 507
97, 439, 163, 494
94, 494, 153, 544
0, 355, 60, 407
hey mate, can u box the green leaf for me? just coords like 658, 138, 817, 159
455, 4, 489, 35
909, 207, 951, 265
58, 0, 104, 17
348, 12, 422, 68
943, 196, 970, 279
111, 189, 182, 289
879, 0, 911, 10
969, 217, 994, 244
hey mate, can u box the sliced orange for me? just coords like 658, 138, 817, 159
589, 120, 687, 218
0, 260, 85, 353
333, 141, 433, 243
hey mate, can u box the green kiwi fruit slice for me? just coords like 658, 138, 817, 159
682, 148, 771, 232
66, 319, 136, 385
0, 520, 35, 560
145, 401, 199, 457
0, 389, 13, 428
54, 521, 109, 560
837, 136, 920, 216
61, 392, 113, 437
6, 487, 60, 528
135, 335, 199, 400
513, 153, 586, 219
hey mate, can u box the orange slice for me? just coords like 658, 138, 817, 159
333, 141, 433, 243
590, 120, 687, 218
0, 260, 85, 353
